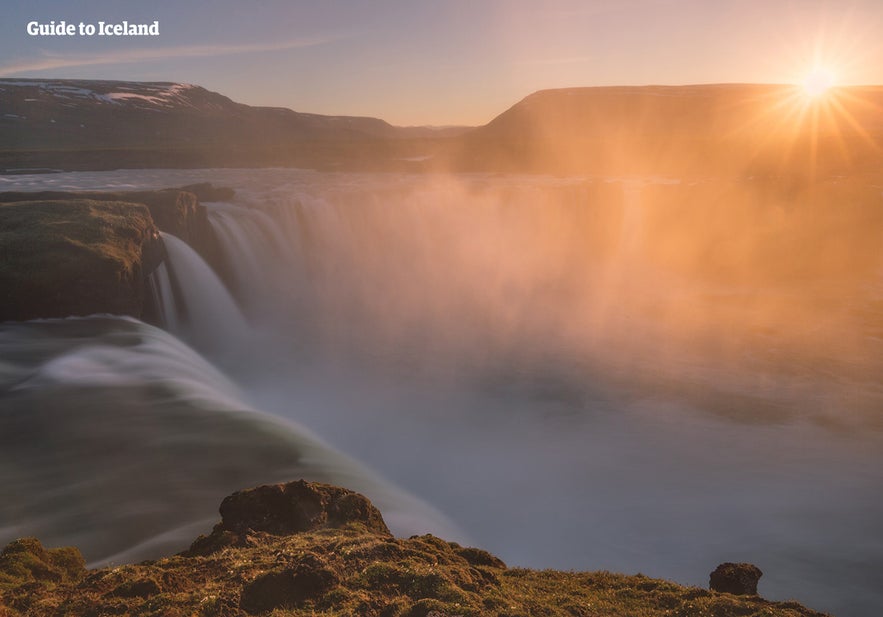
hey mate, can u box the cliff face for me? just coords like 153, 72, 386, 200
0, 481, 831, 617
0, 199, 160, 322
0, 186, 229, 323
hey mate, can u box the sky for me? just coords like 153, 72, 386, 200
2, 0, 883, 126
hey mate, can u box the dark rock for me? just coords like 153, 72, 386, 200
141, 226, 166, 275
0, 188, 233, 321
709, 562, 762, 595
219, 480, 390, 536
239, 564, 338, 614
0, 199, 158, 322
187, 481, 390, 557
178, 183, 235, 202
0, 189, 227, 281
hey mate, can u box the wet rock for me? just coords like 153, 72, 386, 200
709, 562, 762, 595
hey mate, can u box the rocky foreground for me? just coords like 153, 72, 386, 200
0, 481, 829, 617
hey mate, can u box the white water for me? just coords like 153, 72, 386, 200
1, 168, 882, 616
158, 231, 250, 354
149, 262, 177, 331
0, 316, 463, 567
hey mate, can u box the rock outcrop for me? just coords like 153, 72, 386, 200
178, 182, 236, 202
0, 481, 830, 617
0, 199, 161, 322
188, 480, 390, 555
0, 185, 233, 323
0, 187, 227, 272
710, 562, 763, 595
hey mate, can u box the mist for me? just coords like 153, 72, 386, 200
2, 165, 881, 616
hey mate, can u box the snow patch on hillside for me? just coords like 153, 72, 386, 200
0, 80, 201, 110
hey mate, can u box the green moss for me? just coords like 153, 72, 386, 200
0, 538, 85, 592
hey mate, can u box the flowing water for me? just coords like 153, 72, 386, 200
1, 168, 881, 615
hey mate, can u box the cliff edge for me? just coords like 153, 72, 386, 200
0, 481, 830, 617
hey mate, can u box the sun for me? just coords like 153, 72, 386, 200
801, 67, 836, 98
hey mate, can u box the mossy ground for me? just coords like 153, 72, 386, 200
0, 526, 829, 617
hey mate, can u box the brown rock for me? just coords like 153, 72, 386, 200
0, 189, 227, 282
186, 480, 390, 557
178, 183, 236, 202
218, 480, 390, 536
0, 200, 158, 322
709, 562, 762, 595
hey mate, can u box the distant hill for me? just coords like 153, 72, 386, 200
449, 84, 883, 176
2, 80, 883, 175
0, 79, 468, 171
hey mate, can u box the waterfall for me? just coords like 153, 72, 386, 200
146, 262, 177, 331
1, 168, 882, 616
0, 316, 464, 566
205, 202, 297, 306
159, 232, 250, 353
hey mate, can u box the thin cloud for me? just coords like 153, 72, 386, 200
0, 35, 341, 76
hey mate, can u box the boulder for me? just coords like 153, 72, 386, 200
218, 480, 390, 536
709, 562, 762, 595
187, 480, 390, 555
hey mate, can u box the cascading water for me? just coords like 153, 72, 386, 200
0, 316, 463, 567
146, 261, 177, 330
205, 202, 295, 306
1, 168, 881, 617
158, 231, 250, 353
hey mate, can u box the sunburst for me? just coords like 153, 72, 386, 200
802, 67, 836, 99
721, 65, 880, 180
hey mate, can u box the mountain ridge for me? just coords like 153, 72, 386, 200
3, 78, 883, 174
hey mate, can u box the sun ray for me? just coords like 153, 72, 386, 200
717, 73, 883, 181
802, 67, 836, 98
